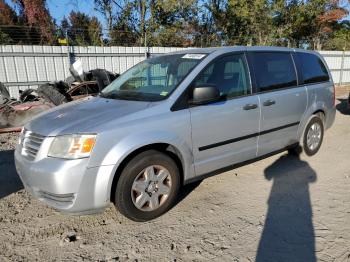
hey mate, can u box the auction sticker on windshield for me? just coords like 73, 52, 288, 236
182, 54, 206, 59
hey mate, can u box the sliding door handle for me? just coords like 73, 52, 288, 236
243, 104, 258, 110
263, 100, 276, 106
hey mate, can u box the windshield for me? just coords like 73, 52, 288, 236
101, 53, 206, 101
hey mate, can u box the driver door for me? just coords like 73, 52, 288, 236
189, 53, 260, 175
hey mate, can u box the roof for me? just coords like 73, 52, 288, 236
169, 46, 318, 55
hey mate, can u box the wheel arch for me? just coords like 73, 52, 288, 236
109, 143, 185, 203
312, 109, 325, 122
298, 100, 327, 139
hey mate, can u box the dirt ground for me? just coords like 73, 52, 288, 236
0, 97, 349, 262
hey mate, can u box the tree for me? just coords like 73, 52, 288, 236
89, 17, 103, 45
0, 0, 39, 45
203, 0, 274, 46
324, 20, 350, 50
110, 2, 138, 46
61, 11, 103, 46
272, 0, 349, 49
13, 0, 56, 44
0, 0, 17, 44
94, 0, 115, 37
0, 0, 18, 25
147, 0, 199, 46
308, 0, 349, 50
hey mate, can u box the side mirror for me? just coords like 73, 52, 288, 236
190, 86, 220, 105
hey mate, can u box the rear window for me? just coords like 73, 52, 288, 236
297, 53, 330, 84
250, 52, 297, 92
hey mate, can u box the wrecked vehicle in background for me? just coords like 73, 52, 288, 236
30, 60, 119, 106
0, 82, 53, 133
0, 61, 119, 132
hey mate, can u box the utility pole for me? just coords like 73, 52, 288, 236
144, 31, 150, 58
339, 47, 345, 87
66, 31, 71, 66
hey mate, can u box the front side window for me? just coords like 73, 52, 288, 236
101, 54, 205, 101
192, 54, 250, 99
297, 53, 330, 84
250, 52, 297, 92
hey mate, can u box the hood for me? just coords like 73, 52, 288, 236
26, 97, 151, 136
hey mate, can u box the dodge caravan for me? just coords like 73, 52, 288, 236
15, 47, 336, 221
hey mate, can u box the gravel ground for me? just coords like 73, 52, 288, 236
0, 98, 349, 261
0, 132, 19, 151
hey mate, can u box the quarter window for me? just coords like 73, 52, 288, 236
250, 52, 297, 92
297, 53, 329, 84
193, 54, 250, 99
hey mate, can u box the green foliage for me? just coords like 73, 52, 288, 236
324, 21, 350, 50
61, 11, 103, 46
109, 2, 138, 46
12, 0, 56, 44
0, 30, 12, 44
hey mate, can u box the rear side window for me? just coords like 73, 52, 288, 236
250, 52, 297, 92
297, 53, 329, 84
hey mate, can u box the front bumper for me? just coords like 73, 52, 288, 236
15, 149, 115, 214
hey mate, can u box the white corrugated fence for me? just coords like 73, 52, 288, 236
0, 45, 349, 98
0, 45, 187, 98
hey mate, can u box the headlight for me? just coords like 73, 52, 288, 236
48, 134, 96, 159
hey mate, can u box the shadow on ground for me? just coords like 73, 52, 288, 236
174, 180, 201, 207
336, 98, 350, 115
0, 150, 23, 199
256, 149, 317, 262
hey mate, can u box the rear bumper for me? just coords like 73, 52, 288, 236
325, 106, 336, 130
15, 149, 115, 214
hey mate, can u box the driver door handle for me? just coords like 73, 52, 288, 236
243, 103, 258, 110
263, 99, 276, 106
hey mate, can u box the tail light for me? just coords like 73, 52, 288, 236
332, 84, 336, 107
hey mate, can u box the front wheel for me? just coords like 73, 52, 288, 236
303, 115, 324, 156
114, 150, 180, 222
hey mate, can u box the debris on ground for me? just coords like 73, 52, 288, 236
0, 60, 120, 132
0, 82, 54, 132
0, 101, 349, 261
63, 231, 80, 243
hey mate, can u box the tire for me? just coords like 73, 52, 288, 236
302, 115, 324, 156
0, 82, 10, 101
114, 150, 180, 222
37, 83, 70, 106
20, 88, 38, 102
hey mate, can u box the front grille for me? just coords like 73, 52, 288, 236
21, 130, 45, 160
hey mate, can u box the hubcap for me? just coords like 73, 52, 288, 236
306, 123, 322, 151
131, 165, 172, 211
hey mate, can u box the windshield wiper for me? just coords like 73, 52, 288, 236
99, 91, 148, 101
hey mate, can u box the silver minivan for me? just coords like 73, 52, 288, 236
15, 47, 336, 221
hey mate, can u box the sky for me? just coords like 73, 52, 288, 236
47, 0, 105, 26
5, 0, 107, 27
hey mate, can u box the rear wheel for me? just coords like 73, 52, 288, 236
114, 150, 180, 221
303, 115, 324, 156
